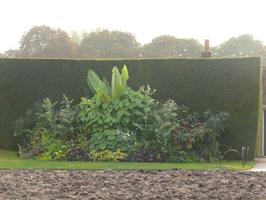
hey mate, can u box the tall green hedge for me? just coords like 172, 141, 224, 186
0, 58, 261, 159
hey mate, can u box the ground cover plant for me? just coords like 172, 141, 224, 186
14, 65, 230, 162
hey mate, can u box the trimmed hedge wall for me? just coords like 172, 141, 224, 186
0, 58, 261, 159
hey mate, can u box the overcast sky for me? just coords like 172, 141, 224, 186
1, 0, 266, 53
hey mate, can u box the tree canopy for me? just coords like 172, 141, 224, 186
78, 29, 141, 58
214, 34, 266, 58
4, 25, 266, 63
142, 35, 202, 58
19, 25, 77, 58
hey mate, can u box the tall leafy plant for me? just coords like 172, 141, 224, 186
87, 65, 129, 100
80, 65, 151, 135
87, 69, 110, 100
112, 66, 129, 99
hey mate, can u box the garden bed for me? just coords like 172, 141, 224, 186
0, 170, 265, 199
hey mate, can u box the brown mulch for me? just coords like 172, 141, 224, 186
0, 170, 265, 199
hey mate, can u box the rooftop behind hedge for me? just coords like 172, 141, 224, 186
0, 58, 262, 159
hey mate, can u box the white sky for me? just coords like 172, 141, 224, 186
1, 0, 266, 53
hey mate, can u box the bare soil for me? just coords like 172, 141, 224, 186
0, 170, 265, 199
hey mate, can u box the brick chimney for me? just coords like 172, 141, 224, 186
201, 39, 212, 58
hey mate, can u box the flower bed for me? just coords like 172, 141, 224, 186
14, 65, 230, 162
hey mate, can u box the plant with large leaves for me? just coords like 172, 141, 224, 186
87, 65, 129, 101
79, 65, 153, 136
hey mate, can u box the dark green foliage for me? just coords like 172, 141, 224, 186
132, 100, 180, 162
180, 110, 230, 161
89, 130, 133, 154
82, 68, 228, 162
132, 100, 229, 162
79, 87, 153, 136
0, 58, 261, 159
204, 111, 230, 136
14, 96, 83, 160
14, 101, 42, 152
65, 148, 90, 161
36, 96, 78, 140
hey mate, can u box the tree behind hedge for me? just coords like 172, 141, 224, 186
214, 34, 266, 58
142, 35, 203, 58
78, 29, 141, 58
19, 25, 77, 58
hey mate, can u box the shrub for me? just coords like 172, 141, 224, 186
79, 66, 154, 136
192, 111, 230, 161
90, 150, 127, 161
132, 100, 180, 162
65, 148, 90, 161
14, 102, 42, 154
36, 95, 79, 140
175, 109, 230, 161
89, 129, 133, 153
79, 88, 153, 135
37, 132, 66, 160
14, 95, 82, 159
133, 100, 230, 162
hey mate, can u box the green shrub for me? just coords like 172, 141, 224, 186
37, 132, 66, 160
36, 95, 78, 140
132, 100, 180, 161
176, 109, 230, 161
64, 147, 90, 161
89, 129, 133, 153
14, 95, 81, 159
14, 102, 42, 153
90, 150, 127, 161
79, 88, 153, 135
79, 66, 153, 136
133, 100, 230, 162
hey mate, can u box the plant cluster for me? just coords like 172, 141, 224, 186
14, 65, 229, 162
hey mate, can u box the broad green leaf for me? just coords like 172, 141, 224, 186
111, 66, 121, 99
121, 65, 129, 91
87, 69, 110, 97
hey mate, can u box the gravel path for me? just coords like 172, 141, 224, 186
0, 170, 265, 199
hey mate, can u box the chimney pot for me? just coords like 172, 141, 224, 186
204, 40, 210, 50
201, 39, 212, 58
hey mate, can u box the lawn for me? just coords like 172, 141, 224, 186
0, 149, 255, 170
